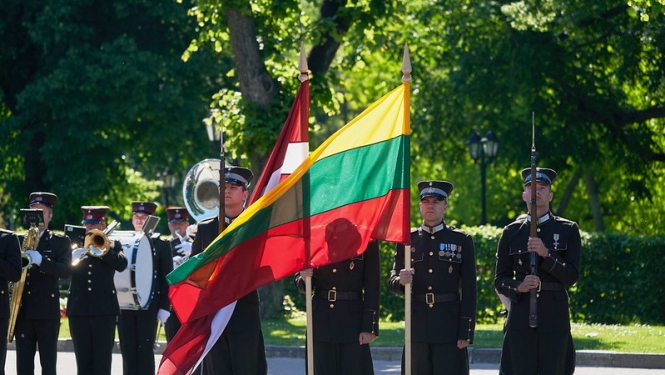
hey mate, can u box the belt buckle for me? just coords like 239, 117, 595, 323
425, 293, 435, 305
327, 290, 337, 302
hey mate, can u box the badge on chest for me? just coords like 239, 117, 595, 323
438, 243, 462, 263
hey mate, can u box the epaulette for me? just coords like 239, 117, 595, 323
411, 227, 419, 233
504, 215, 529, 230
552, 215, 576, 225
51, 230, 67, 238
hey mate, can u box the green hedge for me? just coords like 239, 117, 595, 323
283, 228, 665, 325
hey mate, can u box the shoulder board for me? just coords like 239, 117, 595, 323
504, 216, 528, 230
199, 217, 217, 226
50, 231, 67, 238
0, 228, 13, 234
410, 227, 419, 233
553, 215, 576, 225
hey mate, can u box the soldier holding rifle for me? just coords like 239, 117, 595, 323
494, 168, 580, 375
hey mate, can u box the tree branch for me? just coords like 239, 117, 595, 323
308, 0, 353, 76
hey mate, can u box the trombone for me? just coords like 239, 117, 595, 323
74, 221, 119, 265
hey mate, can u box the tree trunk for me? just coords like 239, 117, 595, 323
584, 169, 606, 231
258, 280, 284, 320
225, 6, 282, 319
553, 170, 580, 217
308, 0, 352, 76
225, 8, 279, 106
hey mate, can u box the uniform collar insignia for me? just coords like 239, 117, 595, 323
421, 222, 444, 234
526, 212, 551, 226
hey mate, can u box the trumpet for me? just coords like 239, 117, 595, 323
74, 221, 119, 265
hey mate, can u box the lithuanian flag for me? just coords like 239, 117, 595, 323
168, 83, 410, 326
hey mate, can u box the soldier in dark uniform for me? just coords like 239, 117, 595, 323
191, 165, 267, 375
15, 192, 72, 375
0, 229, 22, 375
294, 240, 380, 375
494, 168, 580, 375
389, 181, 477, 375
68, 206, 128, 375
164, 206, 193, 342
117, 201, 173, 375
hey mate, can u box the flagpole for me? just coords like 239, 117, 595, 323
402, 43, 413, 375
298, 42, 315, 375
218, 113, 226, 234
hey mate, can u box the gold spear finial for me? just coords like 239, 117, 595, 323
402, 43, 412, 83
299, 41, 309, 83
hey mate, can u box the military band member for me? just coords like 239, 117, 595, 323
117, 201, 173, 375
294, 241, 380, 375
68, 206, 128, 375
191, 165, 267, 375
494, 168, 580, 375
389, 181, 477, 375
164, 206, 192, 342
15, 192, 72, 375
0, 229, 22, 375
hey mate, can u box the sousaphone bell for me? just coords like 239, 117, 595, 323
183, 158, 228, 222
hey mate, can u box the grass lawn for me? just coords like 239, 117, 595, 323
261, 316, 665, 354
58, 316, 665, 354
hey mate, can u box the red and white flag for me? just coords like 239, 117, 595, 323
158, 79, 310, 375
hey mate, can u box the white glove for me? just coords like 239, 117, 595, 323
185, 224, 197, 239
175, 241, 192, 257
157, 308, 170, 325
25, 250, 42, 266
72, 248, 87, 262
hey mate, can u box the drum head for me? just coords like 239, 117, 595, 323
132, 234, 154, 309
111, 231, 155, 310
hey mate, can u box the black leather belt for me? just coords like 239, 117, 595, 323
540, 282, 565, 291
315, 290, 362, 302
414, 293, 458, 304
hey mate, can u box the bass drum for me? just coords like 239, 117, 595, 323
110, 231, 155, 310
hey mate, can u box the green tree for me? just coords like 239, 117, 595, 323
403, 0, 665, 233
0, 0, 225, 226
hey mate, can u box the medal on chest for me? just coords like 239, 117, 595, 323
553, 233, 560, 249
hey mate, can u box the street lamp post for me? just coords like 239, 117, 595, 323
467, 130, 499, 225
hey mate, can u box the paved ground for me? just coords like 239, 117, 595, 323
6, 350, 665, 375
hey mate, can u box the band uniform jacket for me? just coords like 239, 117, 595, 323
389, 224, 477, 344
294, 241, 380, 343
150, 235, 174, 313
0, 230, 22, 319
191, 217, 261, 332
18, 230, 72, 320
66, 240, 128, 316
494, 212, 581, 333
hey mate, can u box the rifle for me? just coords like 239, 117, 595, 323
529, 113, 538, 328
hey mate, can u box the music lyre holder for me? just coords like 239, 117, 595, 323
20, 209, 45, 229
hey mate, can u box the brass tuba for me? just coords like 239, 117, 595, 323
7, 223, 40, 343
183, 158, 226, 222
75, 220, 119, 265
